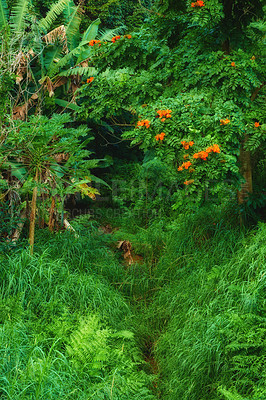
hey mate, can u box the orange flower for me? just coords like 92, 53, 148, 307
191, 0, 204, 7
183, 161, 192, 169
137, 119, 151, 128
111, 35, 121, 43
193, 151, 208, 160
254, 122, 260, 128
161, 118, 166, 122
178, 166, 183, 171
206, 144, 220, 153
87, 77, 94, 83
155, 132, 165, 141
184, 180, 194, 185
157, 109, 172, 119
181, 140, 194, 149
212, 144, 220, 153
126, 34, 132, 39
231, 62, 235, 67
220, 118, 230, 125
89, 39, 101, 46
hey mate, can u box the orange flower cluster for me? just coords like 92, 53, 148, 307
111, 35, 121, 43
193, 151, 209, 160
231, 62, 236, 67
137, 119, 151, 128
193, 144, 220, 161
254, 122, 260, 127
87, 77, 94, 83
157, 109, 172, 121
124, 34, 132, 39
155, 132, 165, 141
89, 39, 101, 46
181, 140, 194, 150
191, 1, 205, 7
220, 118, 230, 125
178, 161, 192, 171
206, 144, 220, 153
184, 180, 194, 185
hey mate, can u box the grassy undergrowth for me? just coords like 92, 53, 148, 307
150, 212, 266, 400
0, 218, 156, 400
100, 206, 265, 400
0, 207, 265, 400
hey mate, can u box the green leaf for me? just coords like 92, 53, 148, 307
39, 0, 71, 32
0, 0, 8, 29
10, 0, 29, 33
81, 18, 100, 43
54, 98, 81, 111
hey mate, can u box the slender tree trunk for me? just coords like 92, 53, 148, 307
48, 196, 55, 231
237, 134, 253, 204
29, 170, 38, 255
236, 83, 265, 207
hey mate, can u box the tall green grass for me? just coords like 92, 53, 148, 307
0, 218, 156, 399
151, 211, 265, 400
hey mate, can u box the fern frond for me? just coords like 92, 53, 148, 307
58, 66, 96, 77
0, 0, 8, 29
10, 0, 29, 34
38, 0, 71, 33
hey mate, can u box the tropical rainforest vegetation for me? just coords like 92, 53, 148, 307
0, 0, 265, 399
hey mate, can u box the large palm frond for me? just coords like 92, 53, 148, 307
0, 0, 8, 30
64, 3, 82, 51
10, 0, 29, 34
57, 66, 97, 77
81, 17, 100, 43
38, 0, 71, 32
48, 18, 101, 78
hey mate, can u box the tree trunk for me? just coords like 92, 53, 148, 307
237, 135, 253, 205
48, 196, 55, 231
29, 170, 38, 254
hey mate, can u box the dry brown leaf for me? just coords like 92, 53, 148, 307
12, 102, 29, 120
53, 76, 67, 89
43, 25, 68, 52
31, 93, 38, 100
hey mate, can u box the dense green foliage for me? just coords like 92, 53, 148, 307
0, 220, 156, 399
0, 1, 265, 399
